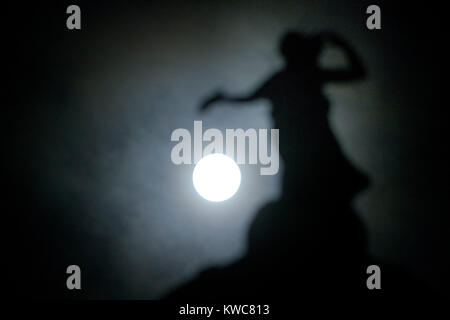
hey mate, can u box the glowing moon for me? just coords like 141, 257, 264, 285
193, 153, 241, 202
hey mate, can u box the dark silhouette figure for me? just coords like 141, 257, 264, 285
167, 31, 428, 303
200, 31, 368, 202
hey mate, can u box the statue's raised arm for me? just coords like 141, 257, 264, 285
319, 32, 366, 82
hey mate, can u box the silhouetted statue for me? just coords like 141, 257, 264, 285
167, 31, 425, 302
201, 31, 368, 202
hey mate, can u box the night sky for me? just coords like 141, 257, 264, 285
7, 1, 448, 300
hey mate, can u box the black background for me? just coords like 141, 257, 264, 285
5, 0, 448, 309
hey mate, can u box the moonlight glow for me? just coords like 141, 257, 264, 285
193, 153, 241, 202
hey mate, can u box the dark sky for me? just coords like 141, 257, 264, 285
7, 1, 448, 299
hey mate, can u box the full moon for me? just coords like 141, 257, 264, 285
193, 153, 241, 202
